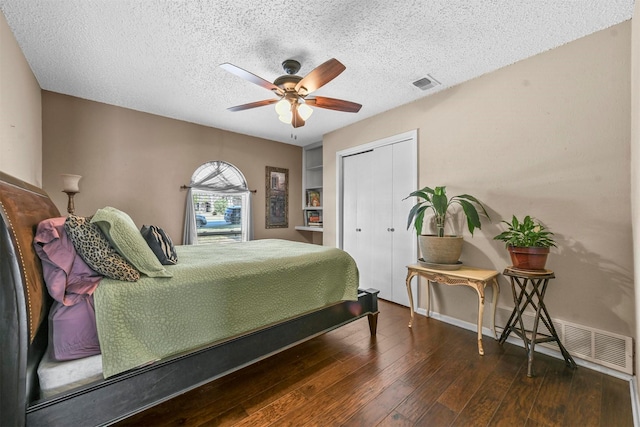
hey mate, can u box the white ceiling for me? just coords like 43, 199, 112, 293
0, 1, 634, 146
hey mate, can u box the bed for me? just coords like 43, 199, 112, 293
0, 171, 379, 426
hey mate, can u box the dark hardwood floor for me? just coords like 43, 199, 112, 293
116, 300, 633, 426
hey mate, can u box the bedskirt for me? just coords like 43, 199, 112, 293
95, 239, 359, 378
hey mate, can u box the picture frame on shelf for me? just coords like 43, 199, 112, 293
306, 189, 321, 207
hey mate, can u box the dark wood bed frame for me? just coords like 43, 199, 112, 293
0, 171, 379, 426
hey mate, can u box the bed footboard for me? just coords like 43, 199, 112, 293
26, 289, 379, 426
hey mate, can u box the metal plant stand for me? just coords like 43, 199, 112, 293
499, 267, 577, 377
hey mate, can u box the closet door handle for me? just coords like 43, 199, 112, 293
387, 228, 395, 232
356, 228, 362, 232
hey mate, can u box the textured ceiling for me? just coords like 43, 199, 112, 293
0, 1, 634, 146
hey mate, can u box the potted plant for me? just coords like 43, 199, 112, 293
493, 215, 556, 270
405, 186, 489, 264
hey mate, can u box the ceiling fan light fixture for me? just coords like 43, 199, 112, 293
275, 98, 291, 115
222, 58, 360, 129
278, 110, 293, 124
298, 103, 313, 120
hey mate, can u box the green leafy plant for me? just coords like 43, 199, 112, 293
405, 186, 489, 237
493, 215, 556, 248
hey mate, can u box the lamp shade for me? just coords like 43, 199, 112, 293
275, 98, 291, 115
278, 110, 293, 124
298, 103, 313, 120
61, 174, 82, 193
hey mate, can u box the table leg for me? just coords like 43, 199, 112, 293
530, 278, 548, 376
528, 282, 545, 377
474, 283, 485, 356
535, 280, 577, 369
499, 305, 517, 344
405, 270, 417, 328
491, 278, 499, 339
425, 280, 431, 318
499, 277, 529, 345
511, 278, 530, 356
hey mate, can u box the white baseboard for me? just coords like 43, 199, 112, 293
631, 376, 640, 427
416, 308, 633, 381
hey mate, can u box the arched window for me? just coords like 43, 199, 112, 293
183, 161, 252, 244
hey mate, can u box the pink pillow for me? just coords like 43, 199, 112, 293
48, 298, 100, 361
34, 217, 102, 360
34, 217, 102, 305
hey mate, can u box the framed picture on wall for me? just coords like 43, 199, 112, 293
265, 166, 288, 228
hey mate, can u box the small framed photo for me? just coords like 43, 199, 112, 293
306, 190, 321, 207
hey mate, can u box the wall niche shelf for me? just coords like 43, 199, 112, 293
299, 142, 323, 233
295, 226, 324, 232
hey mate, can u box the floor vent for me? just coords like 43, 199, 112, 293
496, 307, 633, 375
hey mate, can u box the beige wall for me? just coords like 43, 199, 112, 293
41, 92, 309, 245
324, 22, 634, 338
0, 11, 41, 185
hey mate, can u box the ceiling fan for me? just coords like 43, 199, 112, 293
220, 58, 362, 128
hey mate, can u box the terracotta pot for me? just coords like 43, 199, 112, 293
419, 235, 463, 264
508, 246, 550, 271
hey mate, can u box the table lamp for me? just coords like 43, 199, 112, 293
61, 174, 81, 214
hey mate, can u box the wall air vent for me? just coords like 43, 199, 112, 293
412, 74, 441, 91
495, 307, 633, 375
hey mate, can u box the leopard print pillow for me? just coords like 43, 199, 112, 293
64, 215, 140, 282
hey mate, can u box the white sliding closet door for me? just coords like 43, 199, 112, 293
340, 134, 417, 305
369, 145, 393, 299
390, 140, 417, 306
342, 150, 376, 294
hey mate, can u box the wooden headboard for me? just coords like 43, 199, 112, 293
0, 171, 60, 342
0, 171, 61, 424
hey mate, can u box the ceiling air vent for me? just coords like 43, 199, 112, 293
412, 75, 440, 91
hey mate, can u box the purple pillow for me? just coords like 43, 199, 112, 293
48, 297, 100, 361
34, 217, 102, 360
34, 217, 102, 305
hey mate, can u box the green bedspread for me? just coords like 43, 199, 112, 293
94, 239, 359, 378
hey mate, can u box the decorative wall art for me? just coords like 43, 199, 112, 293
265, 166, 288, 228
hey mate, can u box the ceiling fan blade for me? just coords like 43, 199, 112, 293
295, 58, 346, 96
220, 63, 284, 96
227, 99, 278, 112
305, 96, 362, 113
292, 105, 305, 128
